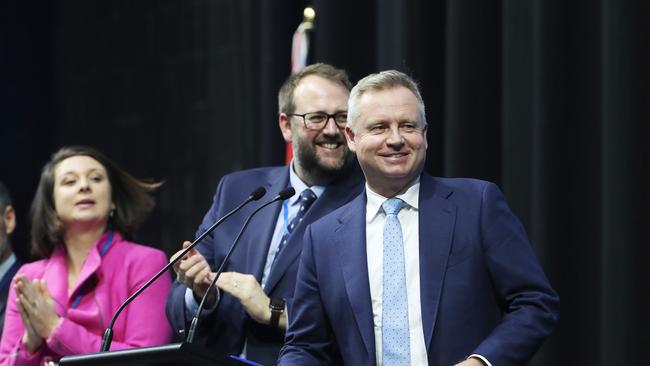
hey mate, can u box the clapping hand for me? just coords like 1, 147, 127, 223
14, 275, 61, 353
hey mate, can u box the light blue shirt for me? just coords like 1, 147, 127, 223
260, 165, 324, 288
0, 253, 16, 281
184, 163, 324, 314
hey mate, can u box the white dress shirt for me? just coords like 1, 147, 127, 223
365, 180, 492, 366
365, 180, 428, 366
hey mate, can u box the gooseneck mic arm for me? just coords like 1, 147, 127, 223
186, 187, 295, 343
99, 186, 266, 352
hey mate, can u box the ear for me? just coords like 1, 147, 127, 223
278, 113, 293, 144
344, 126, 357, 153
4, 205, 16, 235
422, 123, 429, 150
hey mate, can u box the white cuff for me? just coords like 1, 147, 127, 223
183, 288, 200, 319
469, 354, 492, 366
184, 287, 220, 320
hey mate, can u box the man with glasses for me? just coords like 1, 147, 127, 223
166, 63, 364, 365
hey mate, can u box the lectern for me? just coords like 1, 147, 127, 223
59, 342, 261, 366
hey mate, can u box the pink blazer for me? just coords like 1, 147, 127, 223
0, 232, 172, 366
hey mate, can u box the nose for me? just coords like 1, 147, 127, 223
386, 125, 405, 148
78, 177, 91, 192
321, 116, 341, 136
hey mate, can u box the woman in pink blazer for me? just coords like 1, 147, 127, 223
0, 146, 172, 366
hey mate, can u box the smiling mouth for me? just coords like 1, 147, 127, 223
317, 142, 342, 150
380, 152, 408, 158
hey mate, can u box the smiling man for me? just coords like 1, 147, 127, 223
166, 63, 364, 365
279, 70, 559, 366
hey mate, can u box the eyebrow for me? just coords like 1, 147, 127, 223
57, 168, 105, 178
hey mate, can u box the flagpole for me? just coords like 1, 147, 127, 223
286, 6, 317, 164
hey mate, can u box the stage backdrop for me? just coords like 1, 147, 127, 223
1, 1, 647, 364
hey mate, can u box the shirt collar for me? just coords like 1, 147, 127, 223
366, 176, 421, 224
289, 161, 326, 206
0, 253, 16, 279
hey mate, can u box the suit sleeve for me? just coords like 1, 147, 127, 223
0, 269, 43, 366
472, 182, 560, 365
278, 225, 335, 365
165, 178, 226, 333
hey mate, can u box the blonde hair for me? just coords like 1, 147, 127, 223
347, 70, 426, 129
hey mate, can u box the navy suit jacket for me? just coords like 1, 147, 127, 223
166, 163, 364, 365
0, 259, 22, 339
279, 174, 559, 366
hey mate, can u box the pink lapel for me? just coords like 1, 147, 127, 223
41, 232, 112, 313
41, 246, 68, 315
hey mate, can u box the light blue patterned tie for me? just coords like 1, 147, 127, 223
382, 198, 411, 366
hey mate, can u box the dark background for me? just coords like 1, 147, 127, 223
1, 0, 648, 364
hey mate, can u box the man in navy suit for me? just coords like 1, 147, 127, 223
165, 63, 364, 365
0, 181, 22, 338
278, 70, 559, 366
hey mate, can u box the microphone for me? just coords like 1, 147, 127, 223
186, 187, 295, 343
99, 186, 266, 352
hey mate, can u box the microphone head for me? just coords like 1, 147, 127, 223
278, 187, 296, 200
250, 187, 266, 201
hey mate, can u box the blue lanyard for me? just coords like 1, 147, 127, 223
70, 231, 114, 309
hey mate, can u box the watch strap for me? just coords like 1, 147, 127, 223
269, 298, 285, 328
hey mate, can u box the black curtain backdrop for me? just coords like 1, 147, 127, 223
1, 0, 648, 364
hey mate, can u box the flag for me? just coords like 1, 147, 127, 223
286, 7, 315, 164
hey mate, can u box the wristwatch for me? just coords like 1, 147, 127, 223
269, 297, 286, 328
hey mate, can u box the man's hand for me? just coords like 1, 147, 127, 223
455, 357, 487, 366
171, 241, 214, 303
215, 272, 277, 326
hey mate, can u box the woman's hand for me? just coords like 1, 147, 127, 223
14, 276, 61, 347
15, 276, 43, 353
16, 293, 42, 353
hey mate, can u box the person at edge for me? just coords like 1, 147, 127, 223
0, 181, 23, 339
0, 146, 172, 366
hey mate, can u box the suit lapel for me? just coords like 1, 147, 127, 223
0, 261, 20, 317
264, 165, 363, 293
43, 246, 73, 314
336, 193, 376, 364
247, 168, 288, 281
418, 174, 456, 349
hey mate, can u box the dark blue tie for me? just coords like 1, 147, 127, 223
273, 188, 317, 264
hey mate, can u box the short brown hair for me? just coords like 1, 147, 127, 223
30, 146, 162, 258
278, 63, 353, 115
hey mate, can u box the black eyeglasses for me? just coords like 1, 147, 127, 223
288, 112, 348, 130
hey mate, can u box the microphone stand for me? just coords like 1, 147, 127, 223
186, 187, 295, 343
99, 187, 266, 352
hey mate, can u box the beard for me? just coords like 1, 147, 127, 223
292, 134, 351, 185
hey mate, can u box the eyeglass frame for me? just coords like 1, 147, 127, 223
287, 111, 348, 130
